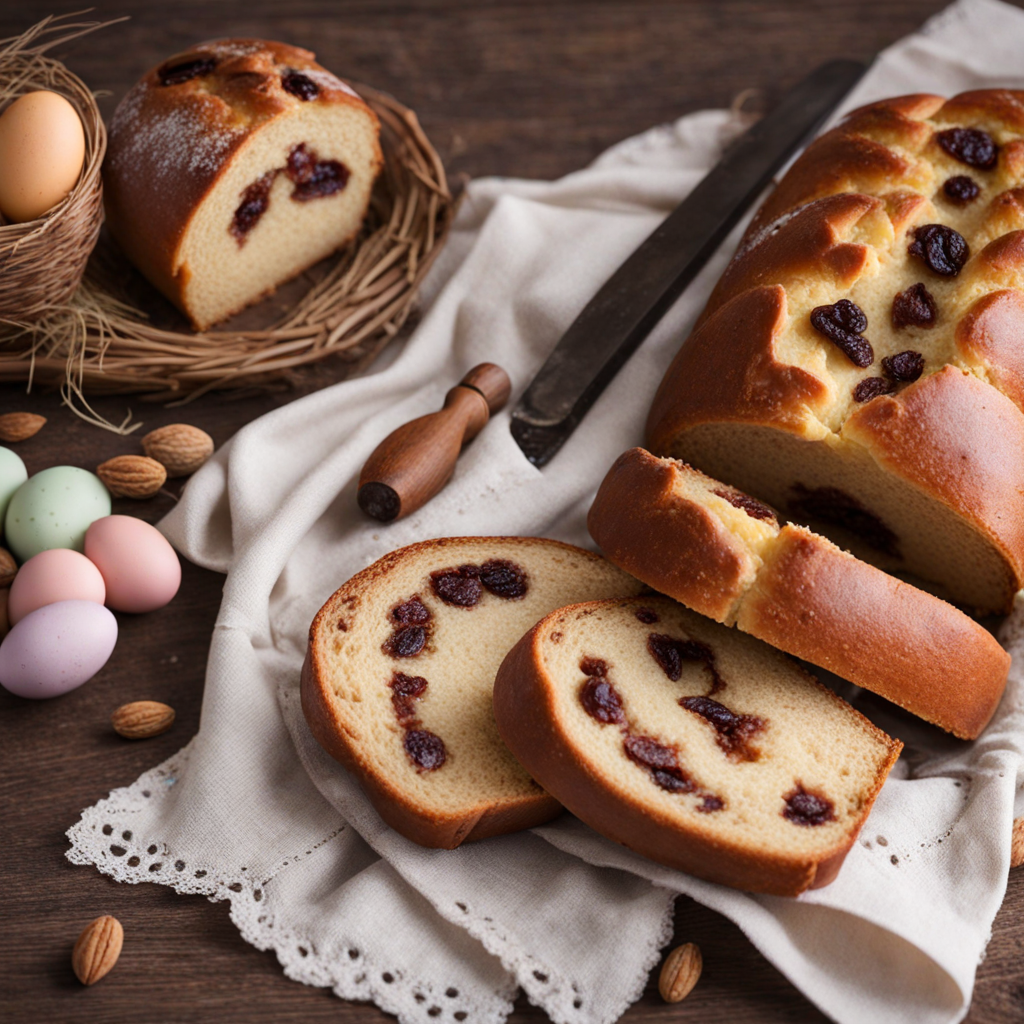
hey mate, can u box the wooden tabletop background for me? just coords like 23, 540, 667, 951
2, 1, 1022, 1021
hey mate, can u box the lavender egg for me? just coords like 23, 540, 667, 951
0, 599, 117, 699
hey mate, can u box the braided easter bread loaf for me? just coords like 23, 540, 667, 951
646, 91, 1024, 614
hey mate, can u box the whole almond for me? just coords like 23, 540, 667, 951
0, 412, 46, 442
96, 455, 167, 498
111, 700, 176, 739
658, 942, 702, 1004
141, 423, 214, 477
1012, 817, 1024, 869
72, 915, 123, 985
0, 546, 15, 588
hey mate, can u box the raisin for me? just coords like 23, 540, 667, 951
158, 57, 217, 86
286, 143, 350, 200
783, 786, 836, 826
391, 597, 431, 626
390, 672, 428, 720
404, 729, 447, 771
789, 484, 899, 556
479, 559, 528, 599
282, 69, 320, 101
634, 608, 659, 624
384, 626, 427, 658
809, 300, 873, 367
647, 634, 721, 693
942, 175, 981, 205
230, 170, 277, 243
882, 350, 925, 382
908, 224, 969, 277
712, 488, 778, 523
936, 127, 998, 170
697, 794, 725, 813
579, 656, 608, 677
624, 736, 695, 793
430, 566, 483, 607
680, 695, 764, 760
891, 283, 937, 330
853, 377, 895, 403
579, 677, 625, 725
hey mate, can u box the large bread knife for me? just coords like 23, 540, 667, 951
509, 59, 867, 467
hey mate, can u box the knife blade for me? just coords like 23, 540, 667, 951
509, 59, 868, 467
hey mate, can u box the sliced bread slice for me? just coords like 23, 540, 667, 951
588, 448, 1010, 739
301, 536, 642, 848
493, 596, 902, 896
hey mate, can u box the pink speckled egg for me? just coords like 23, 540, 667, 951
8, 548, 106, 625
84, 515, 181, 613
0, 599, 118, 699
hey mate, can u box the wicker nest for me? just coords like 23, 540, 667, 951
0, 15, 107, 324
0, 16, 456, 428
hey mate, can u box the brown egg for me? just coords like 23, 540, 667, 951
0, 90, 86, 223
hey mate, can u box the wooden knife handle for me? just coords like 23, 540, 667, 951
357, 363, 512, 523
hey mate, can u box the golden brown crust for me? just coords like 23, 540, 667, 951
493, 605, 901, 897
588, 451, 1011, 738
954, 289, 1024, 409
702, 193, 884, 329
842, 366, 1024, 604
301, 536, 619, 849
738, 525, 1010, 740
103, 38, 381, 322
587, 449, 755, 622
646, 285, 831, 450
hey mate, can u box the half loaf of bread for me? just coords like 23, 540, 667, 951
104, 39, 382, 330
301, 537, 642, 848
646, 91, 1024, 614
494, 596, 902, 896
588, 449, 1010, 739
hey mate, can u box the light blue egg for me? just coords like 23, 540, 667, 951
4, 466, 111, 562
0, 446, 27, 536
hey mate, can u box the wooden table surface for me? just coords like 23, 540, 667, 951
2, 2, 1022, 1021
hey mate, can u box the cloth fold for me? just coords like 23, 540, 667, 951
67, 2, 1024, 1022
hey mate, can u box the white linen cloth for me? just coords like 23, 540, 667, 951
67, 2, 1024, 1021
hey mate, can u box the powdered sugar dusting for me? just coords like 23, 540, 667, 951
107, 83, 245, 188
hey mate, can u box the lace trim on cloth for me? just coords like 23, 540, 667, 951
65, 742, 514, 1024
275, 685, 678, 1024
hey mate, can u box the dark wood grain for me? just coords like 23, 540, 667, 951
2, 2, 1023, 1022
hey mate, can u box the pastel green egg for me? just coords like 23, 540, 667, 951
0, 446, 28, 536
4, 466, 112, 562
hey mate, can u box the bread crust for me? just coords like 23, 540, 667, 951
103, 38, 382, 327
588, 450, 1010, 739
493, 602, 901, 897
301, 536, 628, 849
587, 449, 755, 622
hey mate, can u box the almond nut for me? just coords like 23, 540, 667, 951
141, 423, 214, 477
658, 942, 702, 1004
72, 915, 123, 985
0, 412, 46, 442
96, 455, 167, 498
0, 546, 15, 588
1012, 817, 1024, 869
111, 700, 176, 739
